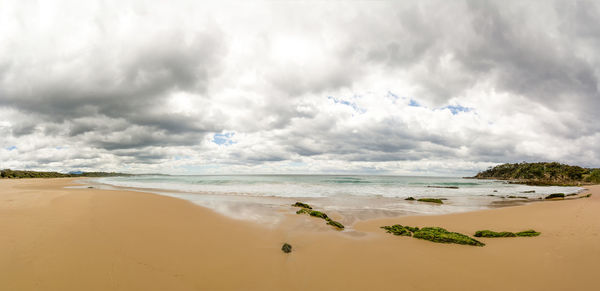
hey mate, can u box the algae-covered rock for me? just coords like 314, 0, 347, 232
405, 226, 420, 233
474, 230, 517, 237
327, 220, 345, 229
405, 197, 416, 201
417, 198, 444, 204
292, 202, 312, 209
413, 227, 485, 246
545, 193, 565, 199
296, 208, 310, 215
381, 224, 414, 236
507, 196, 527, 199
515, 230, 540, 237
281, 243, 292, 253
309, 210, 328, 220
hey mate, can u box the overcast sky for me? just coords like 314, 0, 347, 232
1, 0, 599, 176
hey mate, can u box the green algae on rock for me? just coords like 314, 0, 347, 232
417, 198, 444, 204
474, 230, 517, 237
292, 202, 312, 209
326, 219, 345, 229
413, 227, 485, 246
381, 224, 415, 236
515, 230, 541, 237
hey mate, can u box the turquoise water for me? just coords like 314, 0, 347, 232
91, 175, 583, 225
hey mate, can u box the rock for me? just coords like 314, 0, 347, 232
544, 193, 565, 199
309, 210, 328, 220
292, 202, 312, 209
405, 197, 415, 201
417, 198, 444, 204
474, 230, 517, 237
281, 243, 292, 253
327, 220, 345, 229
515, 230, 540, 237
413, 227, 485, 246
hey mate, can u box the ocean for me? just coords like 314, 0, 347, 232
88, 175, 583, 226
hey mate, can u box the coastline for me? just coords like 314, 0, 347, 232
0, 178, 598, 290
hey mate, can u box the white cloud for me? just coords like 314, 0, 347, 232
0, 0, 599, 175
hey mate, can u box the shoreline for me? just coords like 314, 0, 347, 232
1, 178, 598, 290
80, 176, 585, 229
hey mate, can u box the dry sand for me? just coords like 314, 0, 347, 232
0, 178, 598, 290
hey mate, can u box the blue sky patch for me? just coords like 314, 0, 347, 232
408, 99, 421, 107
328, 96, 366, 113
443, 105, 473, 115
213, 132, 236, 145
6, 146, 17, 151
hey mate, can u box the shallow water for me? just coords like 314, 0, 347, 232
88, 175, 583, 227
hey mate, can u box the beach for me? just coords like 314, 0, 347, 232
0, 178, 598, 290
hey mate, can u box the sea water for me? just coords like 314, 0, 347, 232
89, 175, 583, 226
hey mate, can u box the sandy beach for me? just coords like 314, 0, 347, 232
0, 178, 598, 290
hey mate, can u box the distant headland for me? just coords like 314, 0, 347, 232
0, 169, 132, 179
473, 162, 600, 186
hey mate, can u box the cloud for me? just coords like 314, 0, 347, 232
0, 0, 599, 175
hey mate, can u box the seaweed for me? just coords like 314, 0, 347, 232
292, 202, 312, 209
281, 243, 292, 253
515, 230, 541, 237
417, 198, 444, 204
405, 197, 416, 201
296, 208, 310, 215
326, 219, 345, 229
381, 224, 414, 236
412, 227, 485, 246
474, 230, 517, 237
544, 193, 565, 199
507, 196, 527, 199
309, 211, 328, 220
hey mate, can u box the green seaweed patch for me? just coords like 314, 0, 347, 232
515, 230, 540, 237
381, 224, 416, 236
296, 208, 310, 215
545, 193, 565, 199
292, 202, 312, 209
405, 197, 416, 201
417, 198, 444, 204
413, 227, 485, 246
309, 210, 328, 220
474, 230, 517, 237
581, 193, 592, 198
507, 195, 528, 199
281, 243, 292, 253
326, 219, 345, 229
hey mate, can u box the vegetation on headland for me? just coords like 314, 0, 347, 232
381, 224, 484, 246
474, 229, 540, 238
0, 169, 131, 179
294, 202, 345, 230
473, 162, 600, 186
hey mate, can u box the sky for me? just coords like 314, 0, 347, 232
1, 0, 599, 176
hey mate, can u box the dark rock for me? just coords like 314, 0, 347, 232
281, 243, 292, 253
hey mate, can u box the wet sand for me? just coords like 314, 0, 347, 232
0, 178, 598, 290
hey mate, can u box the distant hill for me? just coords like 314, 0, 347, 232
474, 162, 600, 186
0, 169, 132, 179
